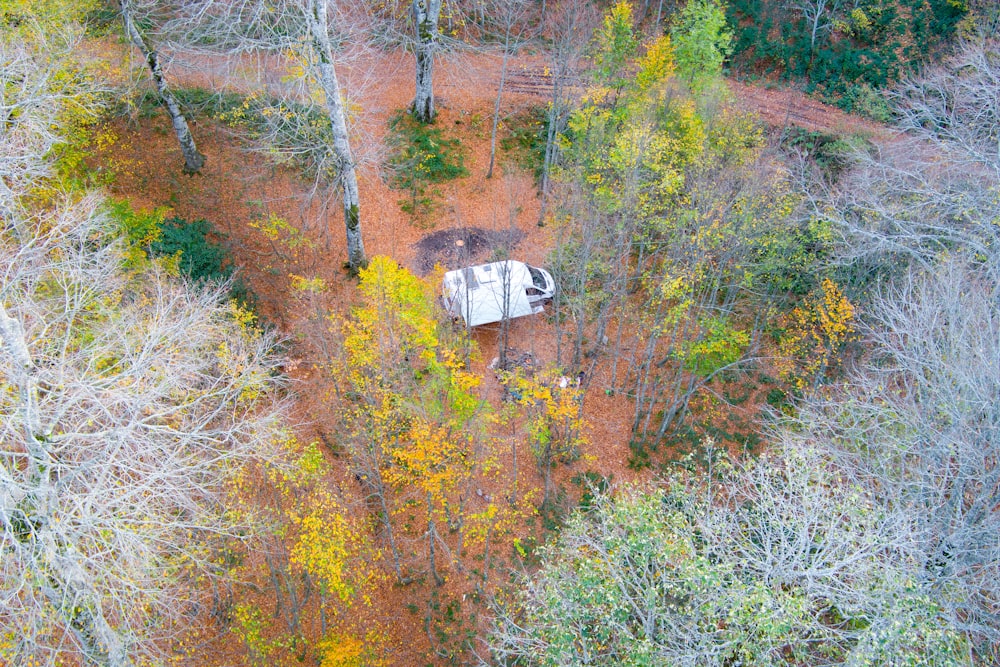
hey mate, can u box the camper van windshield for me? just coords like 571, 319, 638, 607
528, 266, 546, 289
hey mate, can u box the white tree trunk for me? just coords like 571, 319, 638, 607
306, 0, 366, 272
120, 0, 205, 174
412, 0, 443, 123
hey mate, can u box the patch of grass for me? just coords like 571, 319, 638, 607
386, 111, 468, 222
425, 591, 478, 663
500, 105, 547, 180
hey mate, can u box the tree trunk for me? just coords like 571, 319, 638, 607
654, 0, 665, 32
538, 71, 565, 226
306, 0, 366, 273
487, 32, 513, 179
427, 495, 445, 586
120, 0, 204, 174
412, 0, 443, 123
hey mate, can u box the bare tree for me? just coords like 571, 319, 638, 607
774, 260, 1000, 661
0, 26, 292, 664
160, 0, 368, 271
537, 0, 596, 226
118, 0, 205, 173
782, 38, 1000, 661
803, 37, 1000, 286
0, 199, 291, 665
785, 0, 843, 71
0, 25, 99, 221
306, 0, 366, 270
484, 0, 535, 179
891, 37, 1000, 177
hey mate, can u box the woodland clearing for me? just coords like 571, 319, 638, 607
91, 42, 881, 666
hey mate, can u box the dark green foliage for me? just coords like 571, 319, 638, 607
388, 111, 468, 184
147, 216, 257, 309
766, 387, 789, 410
539, 485, 569, 532
106, 201, 233, 285
836, 82, 893, 122
727, 0, 968, 116
150, 217, 231, 283
386, 111, 468, 219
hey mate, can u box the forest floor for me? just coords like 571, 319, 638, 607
95, 45, 885, 666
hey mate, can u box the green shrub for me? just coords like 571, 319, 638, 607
150, 217, 232, 284
151, 217, 257, 310
726, 0, 968, 113
386, 111, 468, 220
107, 202, 257, 311
107, 199, 165, 248
838, 83, 893, 123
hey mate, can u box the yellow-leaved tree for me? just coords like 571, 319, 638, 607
227, 433, 383, 667
332, 257, 524, 590
776, 277, 857, 391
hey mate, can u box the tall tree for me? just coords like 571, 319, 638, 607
305, 0, 366, 271
485, 0, 534, 179
786, 40, 1000, 659
549, 15, 788, 450
411, 0, 443, 122
784, 0, 842, 72
537, 0, 598, 226
0, 1, 100, 217
332, 257, 522, 589
806, 37, 1000, 286
0, 211, 290, 665
670, 0, 733, 92
783, 260, 1000, 660
161, 0, 368, 272
118, 0, 205, 173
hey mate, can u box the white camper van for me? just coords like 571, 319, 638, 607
442, 260, 555, 327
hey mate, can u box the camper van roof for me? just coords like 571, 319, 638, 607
443, 261, 537, 327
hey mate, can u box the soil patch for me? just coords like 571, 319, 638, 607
411, 226, 526, 275
729, 80, 891, 139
